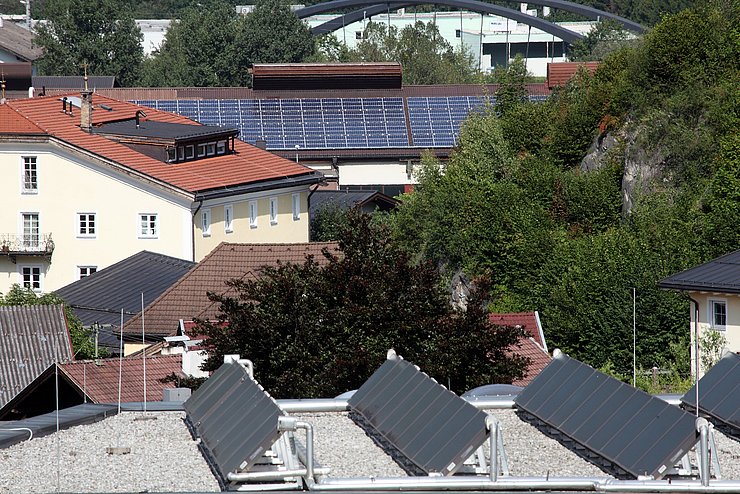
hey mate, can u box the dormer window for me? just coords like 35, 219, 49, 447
93, 119, 239, 165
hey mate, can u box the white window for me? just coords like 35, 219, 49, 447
79, 266, 97, 279
224, 205, 233, 233
185, 145, 195, 159
197, 143, 207, 157
78, 213, 96, 237
22, 213, 39, 248
292, 193, 300, 221
217, 141, 226, 154
249, 200, 258, 228
22, 156, 38, 193
139, 213, 158, 238
206, 143, 216, 156
269, 197, 278, 225
201, 208, 211, 236
20, 265, 41, 292
709, 300, 727, 330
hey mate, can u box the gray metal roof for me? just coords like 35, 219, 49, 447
0, 21, 43, 61
54, 250, 196, 328
94, 119, 238, 142
0, 305, 73, 409
658, 249, 740, 294
32, 75, 118, 90
309, 190, 399, 217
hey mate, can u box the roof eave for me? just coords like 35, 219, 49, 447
194, 171, 324, 201
657, 281, 740, 295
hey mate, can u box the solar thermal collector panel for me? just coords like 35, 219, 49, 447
515, 352, 699, 479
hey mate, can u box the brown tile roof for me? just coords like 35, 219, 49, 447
0, 104, 45, 134
0, 305, 73, 409
5, 93, 318, 193
509, 337, 551, 387
547, 61, 600, 89
122, 242, 339, 337
55, 83, 551, 101
0, 21, 43, 61
58, 354, 183, 403
489, 312, 551, 387
252, 62, 403, 78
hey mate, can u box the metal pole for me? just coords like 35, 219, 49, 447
479, 13, 484, 71
118, 309, 124, 415
633, 288, 636, 387
141, 292, 146, 412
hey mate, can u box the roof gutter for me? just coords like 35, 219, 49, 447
194, 172, 323, 202
192, 199, 203, 262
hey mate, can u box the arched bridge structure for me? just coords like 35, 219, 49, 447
296, 0, 644, 44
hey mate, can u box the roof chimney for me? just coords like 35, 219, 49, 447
80, 64, 93, 132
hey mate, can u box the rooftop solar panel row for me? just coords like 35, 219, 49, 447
184, 361, 283, 480
515, 352, 699, 479
682, 351, 740, 433
348, 356, 488, 476
134, 98, 410, 150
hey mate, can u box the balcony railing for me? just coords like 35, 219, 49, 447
0, 234, 54, 262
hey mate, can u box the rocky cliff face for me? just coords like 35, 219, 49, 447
580, 122, 666, 216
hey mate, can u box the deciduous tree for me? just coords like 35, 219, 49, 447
197, 210, 528, 398
35, 0, 143, 86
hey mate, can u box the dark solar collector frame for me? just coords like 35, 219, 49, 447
682, 351, 740, 438
515, 352, 699, 480
184, 361, 283, 485
348, 356, 488, 476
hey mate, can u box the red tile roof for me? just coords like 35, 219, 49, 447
489, 312, 551, 387
0, 104, 45, 134
5, 93, 316, 193
58, 354, 184, 403
122, 242, 339, 337
489, 312, 547, 350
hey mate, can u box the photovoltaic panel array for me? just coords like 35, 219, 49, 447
184, 361, 283, 481
348, 356, 488, 476
515, 352, 698, 479
133, 98, 410, 150
682, 351, 740, 435
407, 96, 492, 148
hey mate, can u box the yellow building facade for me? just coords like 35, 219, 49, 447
0, 93, 321, 295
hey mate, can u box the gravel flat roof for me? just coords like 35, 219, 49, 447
1, 408, 739, 493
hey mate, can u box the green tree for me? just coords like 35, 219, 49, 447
569, 20, 631, 62
198, 210, 528, 397
346, 21, 477, 85
1, 284, 97, 359
140, 0, 241, 86
232, 0, 315, 67
35, 0, 143, 86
